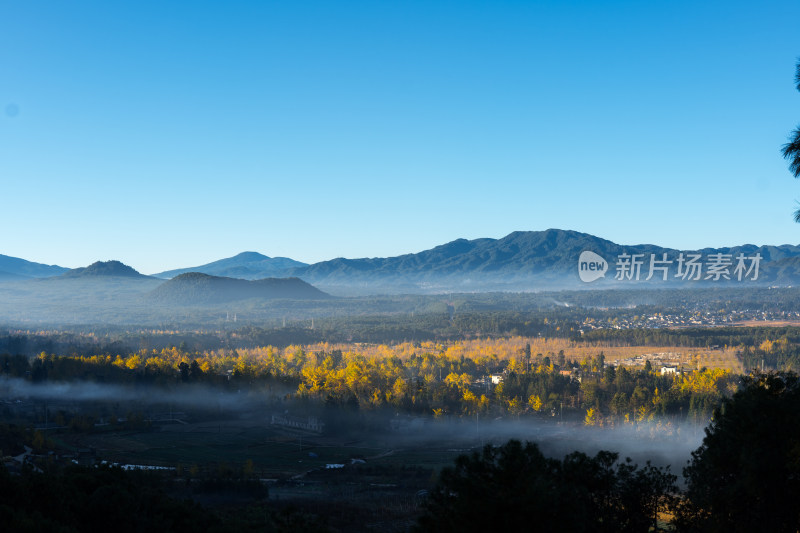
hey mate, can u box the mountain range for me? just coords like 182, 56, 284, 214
154, 252, 307, 280
281, 230, 800, 292
4, 229, 800, 294
0, 254, 68, 280
61, 260, 152, 279
150, 273, 329, 305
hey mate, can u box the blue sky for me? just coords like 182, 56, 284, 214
2, 0, 800, 274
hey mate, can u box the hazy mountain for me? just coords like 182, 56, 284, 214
0, 254, 68, 280
61, 260, 151, 279
285, 229, 800, 293
5, 229, 800, 326
6, 229, 800, 299
759, 256, 800, 283
154, 252, 307, 280
0, 267, 329, 325
0, 262, 162, 325
287, 230, 638, 290
149, 273, 330, 305
0, 270, 29, 281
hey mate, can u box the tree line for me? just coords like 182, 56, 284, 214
419, 373, 800, 532
4, 373, 795, 532
1, 338, 737, 426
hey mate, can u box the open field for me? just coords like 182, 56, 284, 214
54, 419, 474, 477
48, 411, 701, 475
298, 337, 744, 373
600, 347, 742, 373
732, 320, 800, 327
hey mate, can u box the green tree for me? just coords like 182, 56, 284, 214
416, 439, 676, 533
676, 373, 800, 532
782, 60, 800, 220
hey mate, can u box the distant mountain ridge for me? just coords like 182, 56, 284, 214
149, 272, 330, 304
61, 260, 150, 279
154, 252, 307, 280
0, 254, 68, 279
5, 229, 800, 293
292, 230, 615, 279
283, 229, 800, 292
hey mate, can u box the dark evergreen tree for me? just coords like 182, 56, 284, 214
416, 439, 676, 533
782, 60, 800, 220
676, 373, 800, 532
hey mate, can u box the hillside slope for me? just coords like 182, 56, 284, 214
149, 272, 330, 305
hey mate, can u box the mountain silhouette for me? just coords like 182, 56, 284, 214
61, 260, 149, 279
154, 252, 307, 280
149, 272, 330, 304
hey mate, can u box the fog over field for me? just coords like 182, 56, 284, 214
1, 373, 701, 476
0, 376, 291, 411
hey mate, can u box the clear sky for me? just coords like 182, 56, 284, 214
2, 0, 800, 274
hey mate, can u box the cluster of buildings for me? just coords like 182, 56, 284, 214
270, 413, 325, 433
581, 309, 800, 331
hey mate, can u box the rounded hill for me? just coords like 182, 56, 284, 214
61, 260, 148, 279
149, 272, 330, 305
